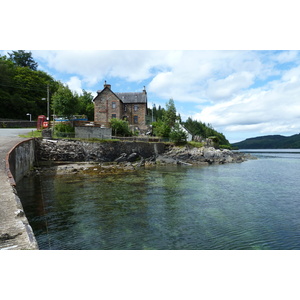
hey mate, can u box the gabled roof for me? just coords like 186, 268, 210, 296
93, 83, 147, 104
115, 92, 147, 104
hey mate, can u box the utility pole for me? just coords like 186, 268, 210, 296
152, 103, 155, 123
47, 84, 50, 121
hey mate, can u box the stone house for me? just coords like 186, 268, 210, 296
93, 82, 148, 131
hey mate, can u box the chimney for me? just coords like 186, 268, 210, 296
104, 80, 111, 90
143, 86, 147, 94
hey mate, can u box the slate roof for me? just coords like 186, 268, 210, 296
115, 92, 147, 104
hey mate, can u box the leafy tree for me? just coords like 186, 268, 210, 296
77, 90, 94, 120
151, 99, 181, 138
152, 119, 171, 137
0, 54, 58, 120
147, 105, 166, 122
169, 123, 187, 143
183, 117, 230, 146
8, 50, 38, 71
109, 118, 132, 136
154, 105, 165, 120
52, 83, 78, 119
0, 56, 16, 118
163, 98, 178, 127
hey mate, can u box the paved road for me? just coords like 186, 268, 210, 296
0, 129, 31, 173
0, 128, 33, 137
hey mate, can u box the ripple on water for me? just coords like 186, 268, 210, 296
17, 153, 300, 250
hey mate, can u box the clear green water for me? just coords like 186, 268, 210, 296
18, 150, 300, 250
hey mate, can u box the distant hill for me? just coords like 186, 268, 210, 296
231, 134, 300, 149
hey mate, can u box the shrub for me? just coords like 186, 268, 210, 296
188, 141, 204, 148
169, 123, 187, 143
109, 118, 132, 136
152, 119, 171, 137
54, 122, 75, 133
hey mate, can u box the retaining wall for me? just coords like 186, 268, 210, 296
36, 139, 166, 162
75, 126, 112, 139
7, 139, 36, 184
0, 121, 37, 128
0, 139, 39, 250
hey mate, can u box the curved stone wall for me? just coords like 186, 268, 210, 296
0, 139, 39, 250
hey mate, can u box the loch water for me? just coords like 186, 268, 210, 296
17, 150, 300, 250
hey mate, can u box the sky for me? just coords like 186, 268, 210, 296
2, 49, 300, 143
2, 1, 300, 145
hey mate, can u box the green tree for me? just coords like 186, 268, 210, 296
184, 117, 206, 137
151, 99, 182, 138
0, 54, 58, 120
8, 50, 38, 71
52, 83, 78, 119
0, 55, 16, 118
183, 117, 230, 146
152, 119, 171, 137
109, 118, 132, 136
77, 90, 94, 120
163, 98, 178, 127
169, 123, 187, 143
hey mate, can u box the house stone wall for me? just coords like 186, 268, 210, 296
94, 88, 122, 126
122, 103, 147, 128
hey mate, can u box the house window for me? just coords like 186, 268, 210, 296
112, 102, 116, 109
134, 105, 138, 111
124, 104, 127, 112
134, 115, 138, 124
112, 114, 116, 119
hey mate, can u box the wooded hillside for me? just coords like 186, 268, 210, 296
232, 134, 300, 149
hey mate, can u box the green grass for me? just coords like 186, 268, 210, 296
19, 130, 42, 138
187, 141, 204, 148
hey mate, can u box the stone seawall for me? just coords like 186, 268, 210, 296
36, 139, 248, 166
7, 139, 36, 184
0, 139, 38, 250
36, 139, 167, 162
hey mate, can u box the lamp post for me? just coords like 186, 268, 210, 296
42, 84, 50, 121
26, 113, 32, 122
152, 103, 155, 123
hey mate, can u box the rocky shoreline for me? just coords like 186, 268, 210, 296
33, 139, 252, 176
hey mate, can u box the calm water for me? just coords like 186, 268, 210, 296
18, 150, 300, 250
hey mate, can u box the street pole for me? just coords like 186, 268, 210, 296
47, 84, 50, 121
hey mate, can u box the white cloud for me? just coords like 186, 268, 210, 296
148, 50, 274, 103
66, 76, 82, 94
29, 50, 300, 142
194, 65, 300, 141
273, 50, 299, 64
33, 50, 177, 86
206, 71, 255, 101
33, 50, 280, 103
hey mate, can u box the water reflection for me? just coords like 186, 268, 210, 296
18, 156, 300, 250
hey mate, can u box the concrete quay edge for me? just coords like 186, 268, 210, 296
0, 137, 39, 250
